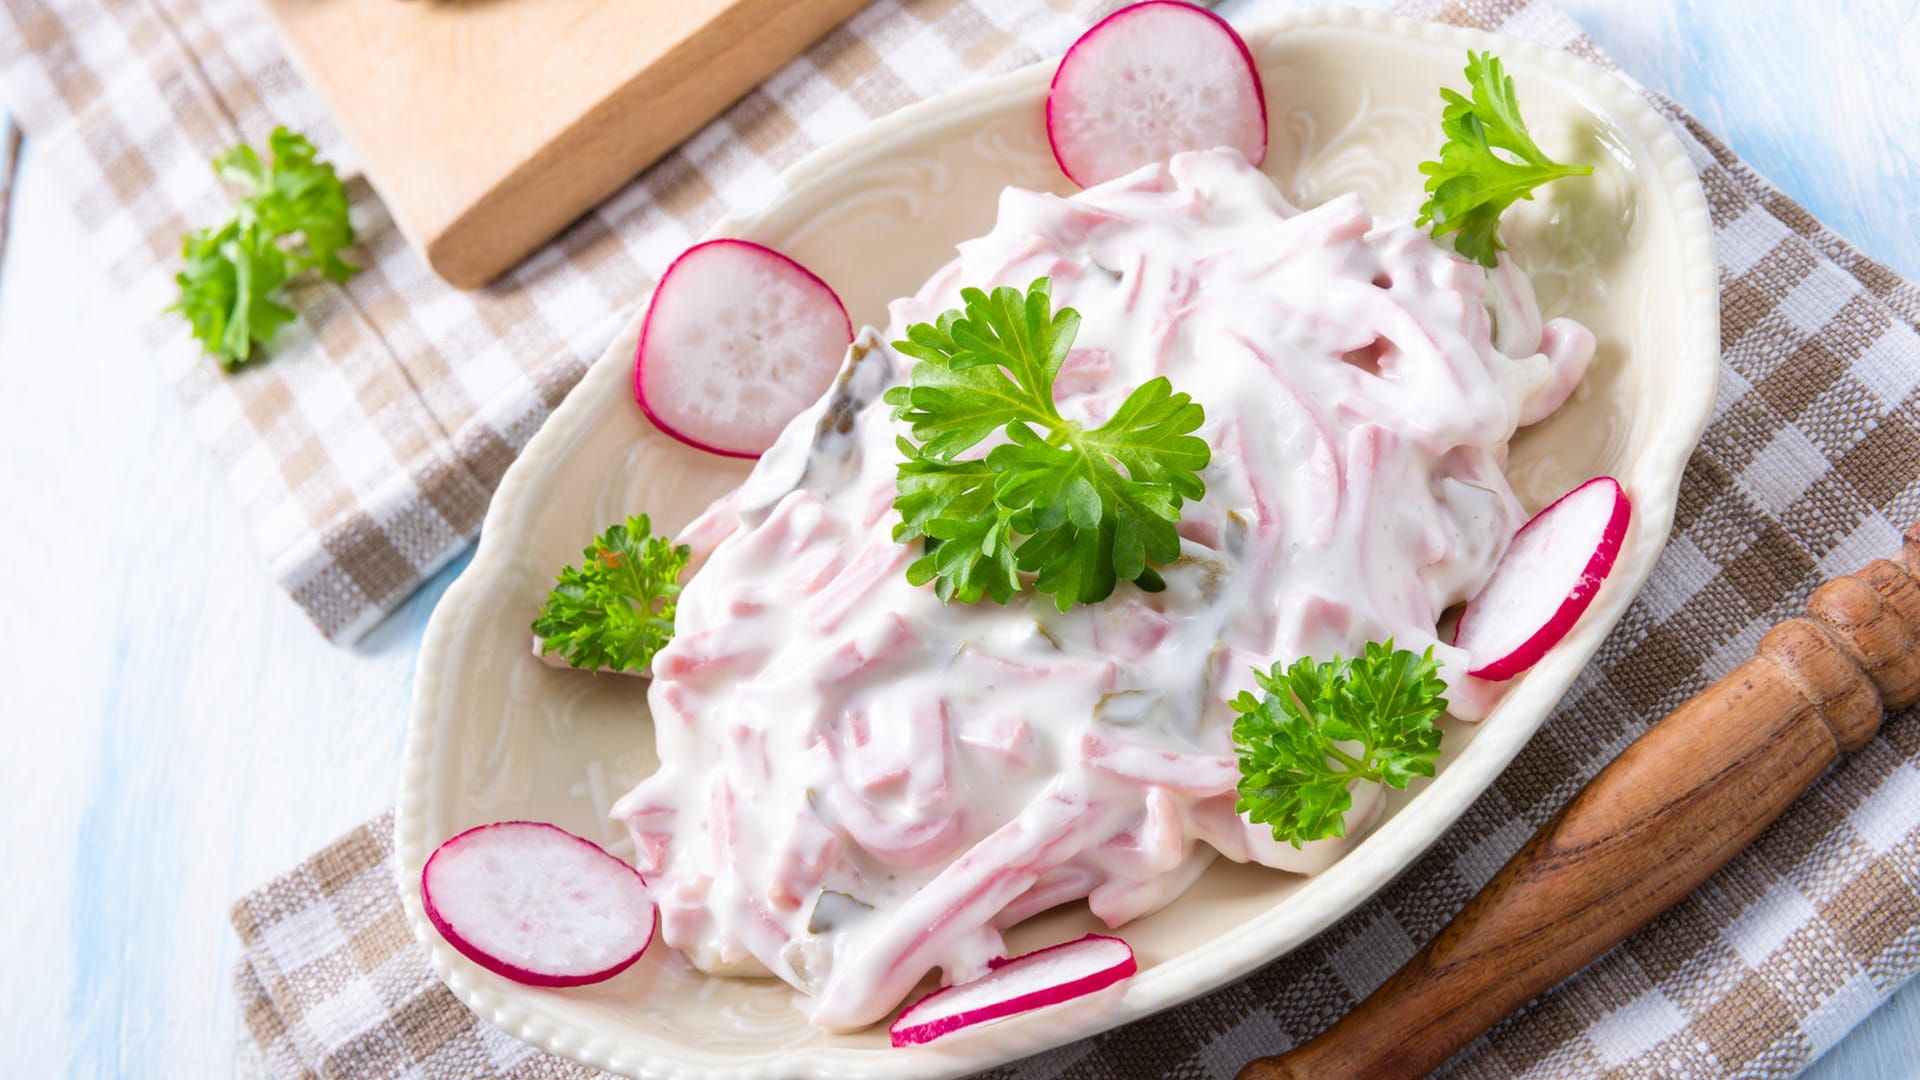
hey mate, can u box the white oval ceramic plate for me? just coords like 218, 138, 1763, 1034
399, 8, 1718, 1078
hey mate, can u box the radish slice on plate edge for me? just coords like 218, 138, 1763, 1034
890, 933, 1137, 1046
634, 239, 853, 459
1453, 476, 1631, 681
1046, 1, 1268, 187
422, 821, 656, 988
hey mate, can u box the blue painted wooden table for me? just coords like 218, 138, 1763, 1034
0, 1, 1914, 1076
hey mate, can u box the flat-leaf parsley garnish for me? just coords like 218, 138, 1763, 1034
169, 126, 360, 370
1416, 50, 1593, 268
1232, 640, 1448, 847
885, 277, 1209, 611
533, 514, 691, 673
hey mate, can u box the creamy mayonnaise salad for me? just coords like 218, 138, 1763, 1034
612, 149, 1594, 1030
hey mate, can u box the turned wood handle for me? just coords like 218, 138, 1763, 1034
1240, 524, 1920, 1080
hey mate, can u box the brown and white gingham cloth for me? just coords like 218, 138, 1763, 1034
0, 0, 1135, 642
8, 0, 1912, 1073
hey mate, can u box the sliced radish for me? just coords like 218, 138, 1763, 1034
1046, 2, 1267, 187
634, 239, 853, 459
889, 933, 1136, 1047
421, 821, 656, 988
1453, 477, 1631, 681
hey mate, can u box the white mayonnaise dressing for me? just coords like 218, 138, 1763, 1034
613, 149, 1594, 1031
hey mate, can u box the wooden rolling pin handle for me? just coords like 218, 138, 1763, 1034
1239, 524, 1920, 1080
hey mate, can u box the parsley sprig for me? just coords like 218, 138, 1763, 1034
1232, 641, 1448, 847
885, 278, 1210, 611
532, 515, 691, 673
1416, 51, 1593, 268
170, 126, 359, 370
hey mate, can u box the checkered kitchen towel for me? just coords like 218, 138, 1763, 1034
0, 0, 1816, 1075
0, 0, 1138, 642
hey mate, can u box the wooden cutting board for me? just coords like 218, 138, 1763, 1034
259, 0, 870, 288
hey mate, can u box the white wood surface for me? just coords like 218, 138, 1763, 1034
0, 1, 1914, 1076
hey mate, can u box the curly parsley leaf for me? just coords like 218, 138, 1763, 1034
1232, 640, 1449, 847
170, 126, 359, 370
1416, 50, 1593, 268
885, 278, 1209, 611
532, 514, 691, 673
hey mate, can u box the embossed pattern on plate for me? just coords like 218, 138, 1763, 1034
399, 10, 1718, 1079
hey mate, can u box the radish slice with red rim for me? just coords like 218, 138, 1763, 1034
1046, 2, 1267, 187
422, 821, 656, 988
634, 239, 854, 459
890, 933, 1136, 1046
1454, 477, 1631, 681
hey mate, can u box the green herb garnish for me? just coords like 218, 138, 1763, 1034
169, 126, 359, 370
885, 277, 1210, 611
1232, 640, 1448, 847
1417, 51, 1593, 268
533, 514, 691, 673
